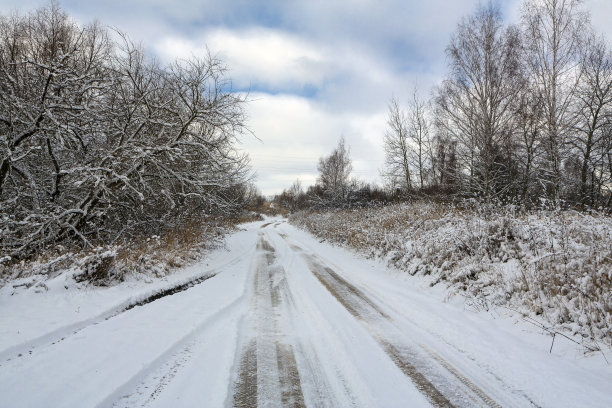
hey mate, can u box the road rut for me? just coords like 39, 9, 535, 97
229, 234, 306, 408
280, 231, 506, 408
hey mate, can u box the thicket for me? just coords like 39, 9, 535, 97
0, 3, 254, 269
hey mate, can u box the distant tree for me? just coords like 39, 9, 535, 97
289, 178, 303, 200
317, 137, 352, 204
286, 178, 305, 211
243, 183, 266, 212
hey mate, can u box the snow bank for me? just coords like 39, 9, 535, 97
290, 203, 612, 347
0, 216, 263, 288
0, 220, 262, 357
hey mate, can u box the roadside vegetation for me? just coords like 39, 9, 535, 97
4, 213, 263, 289
291, 203, 612, 347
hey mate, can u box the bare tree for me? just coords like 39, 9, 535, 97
407, 89, 431, 190
383, 96, 412, 192
522, 0, 590, 204
287, 178, 304, 211
602, 124, 612, 207
514, 87, 546, 203
431, 132, 458, 190
383, 89, 433, 194
317, 137, 352, 204
435, 3, 522, 201
571, 34, 612, 207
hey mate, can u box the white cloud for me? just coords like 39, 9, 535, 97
152, 26, 430, 114
153, 28, 331, 92
240, 93, 386, 195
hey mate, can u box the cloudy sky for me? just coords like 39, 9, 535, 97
2, 0, 611, 195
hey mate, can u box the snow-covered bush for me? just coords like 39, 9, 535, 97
291, 203, 612, 345
75, 249, 118, 286
0, 215, 256, 287
0, 4, 251, 264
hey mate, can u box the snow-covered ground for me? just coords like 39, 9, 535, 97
0, 218, 610, 407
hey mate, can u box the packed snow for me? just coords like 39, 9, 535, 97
0, 218, 610, 407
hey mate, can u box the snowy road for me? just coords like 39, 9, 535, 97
1, 219, 611, 407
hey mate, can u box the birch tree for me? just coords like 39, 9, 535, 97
571, 34, 612, 207
317, 137, 352, 205
383, 96, 412, 192
522, 0, 590, 204
407, 90, 431, 190
435, 3, 522, 200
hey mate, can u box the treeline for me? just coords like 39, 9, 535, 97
277, 0, 612, 213
0, 3, 254, 260
274, 138, 394, 211
385, 0, 612, 209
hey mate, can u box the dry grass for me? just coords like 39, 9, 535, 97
1, 212, 263, 287
260, 201, 289, 217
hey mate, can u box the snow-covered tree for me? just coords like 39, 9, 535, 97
0, 3, 251, 259
317, 137, 352, 205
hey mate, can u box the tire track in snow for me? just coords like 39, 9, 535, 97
303, 254, 455, 408
233, 340, 258, 408
313, 263, 390, 320
347, 272, 541, 407
279, 227, 503, 408
0, 256, 243, 365
281, 231, 540, 408
378, 338, 454, 407
292, 342, 347, 408
307, 252, 502, 407
229, 234, 306, 408
421, 345, 503, 408
276, 343, 306, 407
